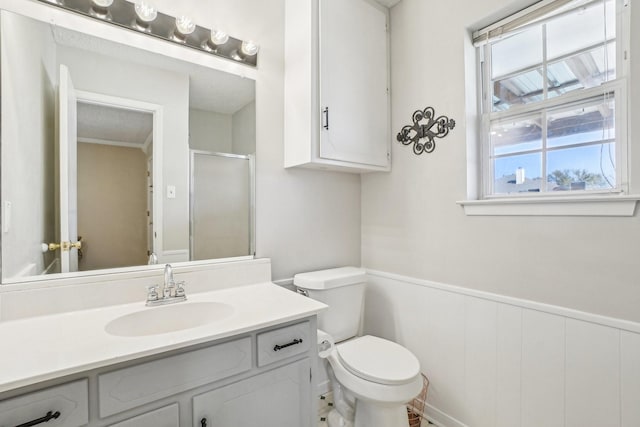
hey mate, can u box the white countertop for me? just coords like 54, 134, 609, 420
0, 282, 327, 393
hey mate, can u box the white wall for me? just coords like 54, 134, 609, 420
189, 108, 233, 153
364, 271, 640, 427
232, 101, 256, 155
149, 0, 361, 279
57, 46, 190, 254
1, 12, 57, 279
361, 0, 640, 323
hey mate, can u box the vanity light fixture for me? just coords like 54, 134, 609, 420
36, 0, 259, 67
203, 28, 229, 51
232, 40, 260, 61
172, 15, 196, 42
133, 0, 157, 31
242, 40, 260, 56
90, 0, 113, 19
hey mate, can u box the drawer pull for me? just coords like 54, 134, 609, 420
200, 417, 207, 427
15, 410, 61, 427
273, 338, 303, 352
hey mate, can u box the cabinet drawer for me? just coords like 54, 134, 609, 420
108, 403, 179, 427
0, 379, 88, 427
99, 337, 251, 417
257, 321, 311, 367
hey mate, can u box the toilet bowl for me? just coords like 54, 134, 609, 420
322, 335, 423, 427
294, 267, 423, 427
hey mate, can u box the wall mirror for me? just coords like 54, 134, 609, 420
0, 6, 256, 284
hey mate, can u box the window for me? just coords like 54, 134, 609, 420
474, 0, 628, 199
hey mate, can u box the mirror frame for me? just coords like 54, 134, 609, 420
0, 0, 258, 285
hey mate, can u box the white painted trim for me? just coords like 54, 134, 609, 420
142, 131, 153, 155
457, 194, 640, 216
75, 90, 161, 112
365, 269, 640, 334
424, 403, 468, 427
77, 137, 144, 151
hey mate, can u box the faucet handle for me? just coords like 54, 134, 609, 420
146, 285, 159, 301
175, 281, 186, 298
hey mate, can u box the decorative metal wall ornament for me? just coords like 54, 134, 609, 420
397, 107, 456, 155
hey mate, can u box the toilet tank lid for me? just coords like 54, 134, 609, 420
294, 267, 366, 290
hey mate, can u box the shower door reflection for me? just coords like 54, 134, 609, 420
190, 151, 255, 261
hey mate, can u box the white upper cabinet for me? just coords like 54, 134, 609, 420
284, 0, 390, 173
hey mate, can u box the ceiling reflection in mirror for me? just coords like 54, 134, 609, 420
1, 9, 256, 284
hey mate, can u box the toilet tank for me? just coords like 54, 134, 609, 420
294, 267, 366, 342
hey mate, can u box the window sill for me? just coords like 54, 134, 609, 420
457, 195, 640, 217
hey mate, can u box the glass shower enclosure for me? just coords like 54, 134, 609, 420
190, 150, 255, 261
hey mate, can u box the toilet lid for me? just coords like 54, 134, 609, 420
336, 335, 420, 385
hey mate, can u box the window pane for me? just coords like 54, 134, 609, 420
547, 95, 615, 148
547, 44, 615, 98
492, 117, 542, 156
547, 0, 613, 60
493, 152, 542, 194
493, 68, 544, 111
491, 26, 542, 79
547, 144, 616, 191
605, 0, 616, 40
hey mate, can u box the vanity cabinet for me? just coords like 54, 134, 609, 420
284, 0, 390, 173
193, 359, 311, 427
0, 319, 317, 427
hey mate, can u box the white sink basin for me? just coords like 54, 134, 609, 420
105, 301, 234, 337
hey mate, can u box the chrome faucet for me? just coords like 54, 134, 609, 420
163, 263, 174, 298
146, 263, 187, 306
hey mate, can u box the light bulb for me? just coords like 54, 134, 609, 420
175, 15, 196, 35
92, 0, 113, 7
241, 40, 259, 56
210, 29, 229, 46
90, 0, 113, 19
135, 1, 157, 23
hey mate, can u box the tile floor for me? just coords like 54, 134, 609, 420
317, 393, 432, 427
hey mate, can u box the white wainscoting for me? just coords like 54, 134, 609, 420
363, 270, 640, 427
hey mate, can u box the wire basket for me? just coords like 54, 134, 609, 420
407, 374, 429, 427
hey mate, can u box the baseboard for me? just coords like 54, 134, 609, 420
424, 403, 467, 427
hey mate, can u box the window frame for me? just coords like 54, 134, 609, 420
476, 0, 630, 202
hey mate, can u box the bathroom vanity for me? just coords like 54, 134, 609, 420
0, 279, 326, 426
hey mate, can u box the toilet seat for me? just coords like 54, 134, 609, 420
336, 335, 420, 385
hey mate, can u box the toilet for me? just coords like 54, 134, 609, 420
294, 267, 423, 427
